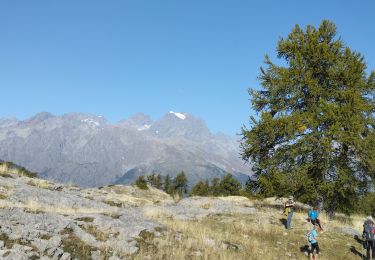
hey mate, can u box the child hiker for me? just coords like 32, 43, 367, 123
307, 224, 320, 260
308, 206, 323, 231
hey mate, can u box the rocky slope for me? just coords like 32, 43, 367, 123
0, 166, 367, 260
0, 168, 257, 259
0, 112, 251, 187
0, 168, 367, 259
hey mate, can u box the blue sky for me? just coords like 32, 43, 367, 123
0, 1, 374, 135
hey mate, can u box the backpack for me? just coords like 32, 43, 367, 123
284, 207, 291, 216
306, 231, 314, 243
309, 210, 318, 220
364, 225, 375, 241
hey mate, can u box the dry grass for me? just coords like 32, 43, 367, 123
75, 217, 95, 223
0, 162, 37, 178
0, 199, 120, 216
79, 224, 110, 242
100, 185, 174, 207
60, 227, 97, 260
27, 179, 54, 189
137, 198, 363, 260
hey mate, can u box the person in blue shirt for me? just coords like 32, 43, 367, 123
308, 206, 323, 231
307, 224, 320, 260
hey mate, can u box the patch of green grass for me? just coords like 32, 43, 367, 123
102, 212, 122, 219
60, 227, 74, 235
24, 208, 45, 214
40, 234, 52, 240
75, 217, 95, 223
103, 200, 123, 208
0, 194, 8, 200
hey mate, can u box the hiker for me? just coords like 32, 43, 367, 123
316, 196, 323, 211
284, 196, 295, 229
308, 206, 323, 231
362, 216, 375, 260
307, 224, 320, 260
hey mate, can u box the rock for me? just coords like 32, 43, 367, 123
285, 252, 292, 257
59, 252, 72, 260
54, 185, 64, 191
0, 241, 4, 249
174, 232, 183, 242
192, 250, 203, 257
277, 241, 282, 245
12, 244, 34, 253
108, 256, 121, 260
0, 250, 29, 260
46, 246, 64, 259
90, 250, 101, 260
31, 238, 50, 252
0, 250, 9, 257
339, 227, 360, 237
203, 237, 215, 247
220, 241, 241, 250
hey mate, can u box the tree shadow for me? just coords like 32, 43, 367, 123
350, 246, 365, 259
279, 218, 287, 228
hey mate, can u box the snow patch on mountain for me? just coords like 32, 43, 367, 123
169, 111, 186, 120
81, 118, 100, 127
137, 124, 151, 131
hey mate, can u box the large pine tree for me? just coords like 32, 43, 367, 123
241, 20, 375, 216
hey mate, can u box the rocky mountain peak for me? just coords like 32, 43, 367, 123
0, 111, 251, 187
118, 113, 153, 129
23, 112, 54, 124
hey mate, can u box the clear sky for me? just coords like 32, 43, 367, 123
0, 1, 374, 135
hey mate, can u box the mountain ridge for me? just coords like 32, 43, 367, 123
0, 112, 251, 187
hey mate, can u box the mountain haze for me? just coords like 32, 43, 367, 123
0, 112, 251, 187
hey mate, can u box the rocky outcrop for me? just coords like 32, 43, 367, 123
0, 171, 257, 259
0, 174, 161, 259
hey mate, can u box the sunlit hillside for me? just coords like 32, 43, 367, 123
0, 167, 366, 259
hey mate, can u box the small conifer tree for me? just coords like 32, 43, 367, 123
134, 176, 148, 190
191, 180, 210, 196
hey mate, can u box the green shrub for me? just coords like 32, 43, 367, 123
147, 173, 163, 189
191, 180, 210, 196
134, 176, 148, 190
218, 174, 241, 196
172, 171, 188, 196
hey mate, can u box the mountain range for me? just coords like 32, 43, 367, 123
0, 111, 251, 187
